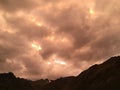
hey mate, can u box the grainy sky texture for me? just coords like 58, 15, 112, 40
0, 0, 120, 80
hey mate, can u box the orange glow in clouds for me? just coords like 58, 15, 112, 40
47, 59, 67, 65
30, 17, 43, 27
47, 54, 67, 66
31, 42, 42, 51
54, 59, 66, 65
89, 8, 95, 15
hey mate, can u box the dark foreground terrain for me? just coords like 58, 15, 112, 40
0, 56, 120, 90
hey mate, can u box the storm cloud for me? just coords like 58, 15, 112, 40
0, 0, 120, 80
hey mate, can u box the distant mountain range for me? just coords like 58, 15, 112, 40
0, 56, 120, 90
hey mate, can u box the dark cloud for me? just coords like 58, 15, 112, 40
0, 0, 37, 12
0, 30, 30, 61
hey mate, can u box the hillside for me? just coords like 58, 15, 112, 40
0, 56, 120, 90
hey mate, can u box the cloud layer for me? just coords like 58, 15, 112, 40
0, 0, 120, 80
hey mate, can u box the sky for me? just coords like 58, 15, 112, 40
0, 0, 120, 80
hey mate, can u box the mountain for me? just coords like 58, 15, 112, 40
0, 72, 49, 90
0, 72, 32, 90
43, 56, 120, 90
0, 56, 120, 90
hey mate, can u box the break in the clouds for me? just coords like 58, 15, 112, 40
0, 0, 120, 80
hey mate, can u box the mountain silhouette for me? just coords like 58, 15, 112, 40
0, 56, 120, 90
0, 72, 49, 90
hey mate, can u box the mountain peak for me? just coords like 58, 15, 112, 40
0, 72, 16, 79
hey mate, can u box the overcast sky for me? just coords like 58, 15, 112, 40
0, 0, 120, 80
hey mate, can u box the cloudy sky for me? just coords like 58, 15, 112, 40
0, 0, 120, 80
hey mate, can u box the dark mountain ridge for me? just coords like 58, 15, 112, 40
0, 56, 120, 90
